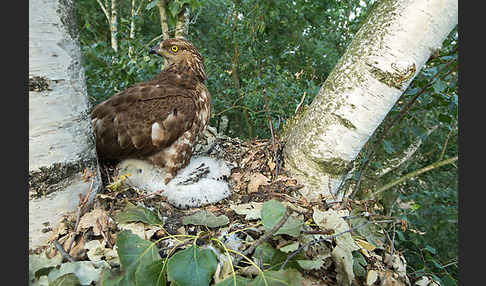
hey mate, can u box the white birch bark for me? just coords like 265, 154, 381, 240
157, 0, 170, 40
110, 0, 118, 52
95, 0, 118, 52
283, 0, 458, 202
174, 4, 190, 38
128, 0, 144, 57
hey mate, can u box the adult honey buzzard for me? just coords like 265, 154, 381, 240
91, 38, 211, 184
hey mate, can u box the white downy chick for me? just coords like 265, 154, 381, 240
116, 156, 232, 209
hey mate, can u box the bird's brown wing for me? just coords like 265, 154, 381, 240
91, 82, 196, 160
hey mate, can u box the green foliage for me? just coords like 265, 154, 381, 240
352, 28, 458, 285
116, 230, 162, 283
261, 199, 303, 237
167, 246, 218, 286
115, 203, 165, 226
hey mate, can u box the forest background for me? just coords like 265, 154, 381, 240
75, 0, 458, 284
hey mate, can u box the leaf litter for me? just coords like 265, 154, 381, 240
29, 134, 417, 286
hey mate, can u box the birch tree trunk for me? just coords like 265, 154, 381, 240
110, 0, 118, 52
95, 0, 118, 52
282, 0, 458, 202
174, 3, 190, 38
128, 0, 144, 57
157, 0, 170, 40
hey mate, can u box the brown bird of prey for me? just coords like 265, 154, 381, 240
91, 38, 211, 184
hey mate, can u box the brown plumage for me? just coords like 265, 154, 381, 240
91, 38, 211, 183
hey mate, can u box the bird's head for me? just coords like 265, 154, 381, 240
149, 38, 206, 81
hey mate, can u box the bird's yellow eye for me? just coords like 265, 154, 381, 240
171, 46, 178, 52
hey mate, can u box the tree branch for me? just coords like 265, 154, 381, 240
376, 125, 438, 178
280, 221, 370, 270
371, 156, 458, 197
95, 0, 111, 24
234, 207, 290, 266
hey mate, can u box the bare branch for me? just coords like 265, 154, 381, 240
234, 207, 291, 266
53, 240, 76, 262
376, 125, 438, 178
280, 221, 370, 270
371, 155, 458, 197
95, 0, 111, 23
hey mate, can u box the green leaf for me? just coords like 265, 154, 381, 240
97, 269, 131, 286
115, 203, 164, 226
438, 114, 452, 124
215, 275, 252, 286
433, 79, 447, 93
167, 0, 183, 18
51, 273, 80, 286
424, 245, 437, 255
135, 259, 166, 286
146, 0, 160, 10
167, 245, 217, 286
116, 230, 162, 283
261, 200, 303, 237
47, 261, 109, 285
249, 268, 303, 286
182, 210, 229, 228
253, 243, 302, 270
382, 140, 395, 154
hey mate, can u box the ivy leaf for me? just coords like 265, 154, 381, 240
116, 230, 162, 283
146, 0, 160, 10
167, 245, 217, 286
261, 199, 303, 237
249, 268, 303, 286
115, 203, 164, 226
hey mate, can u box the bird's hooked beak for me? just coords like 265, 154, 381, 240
149, 43, 159, 56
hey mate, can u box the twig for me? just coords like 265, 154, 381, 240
263, 89, 276, 153
53, 240, 76, 262
439, 127, 453, 161
263, 88, 279, 178
234, 207, 291, 266
280, 221, 370, 270
371, 156, 458, 197
67, 177, 95, 253
96, 218, 113, 248
136, 188, 166, 201
294, 92, 307, 114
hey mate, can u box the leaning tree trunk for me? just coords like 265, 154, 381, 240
283, 0, 458, 202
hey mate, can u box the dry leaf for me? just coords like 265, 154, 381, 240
247, 173, 270, 193
230, 203, 263, 220
356, 238, 376, 252
78, 208, 109, 236
268, 159, 276, 171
